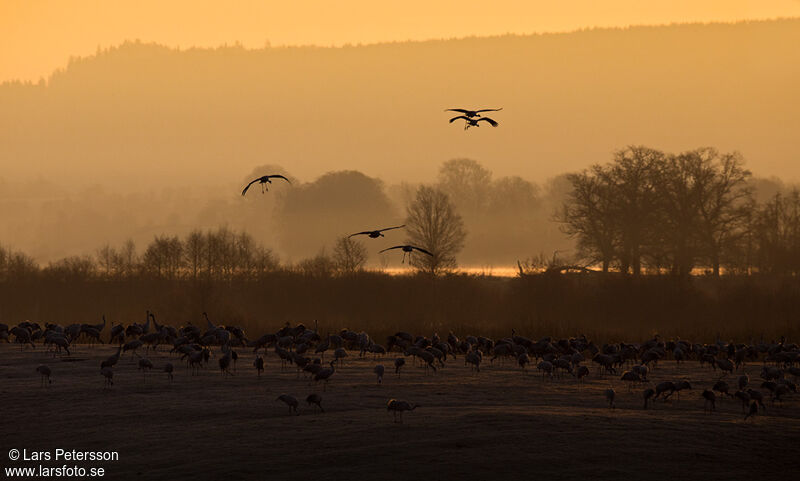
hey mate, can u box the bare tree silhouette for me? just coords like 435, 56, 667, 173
404, 186, 466, 275
333, 236, 367, 275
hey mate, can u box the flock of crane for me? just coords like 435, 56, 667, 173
350, 225, 434, 263
3, 315, 798, 423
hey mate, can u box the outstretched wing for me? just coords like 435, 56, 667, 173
475, 108, 503, 113
349, 231, 373, 238
379, 245, 405, 254
377, 225, 406, 233
241, 179, 259, 196
412, 246, 434, 256
477, 117, 499, 127
445, 109, 470, 114
268, 174, 292, 184
449, 115, 470, 123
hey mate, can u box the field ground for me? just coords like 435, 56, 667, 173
2, 344, 799, 480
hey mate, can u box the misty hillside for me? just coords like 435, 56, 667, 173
1, 19, 798, 188
0, 19, 798, 266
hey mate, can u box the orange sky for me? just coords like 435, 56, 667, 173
1, 0, 799, 83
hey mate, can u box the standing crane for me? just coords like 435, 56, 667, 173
387, 399, 418, 423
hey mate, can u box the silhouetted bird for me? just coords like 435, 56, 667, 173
349, 225, 406, 239
379, 245, 433, 263
744, 401, 758, 420
449, 116, 499, 130
306, 394, 325, 413
445, 108, 502, 118
241, 175, 291, 195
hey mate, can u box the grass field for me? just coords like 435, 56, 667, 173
2, 343, 798, 479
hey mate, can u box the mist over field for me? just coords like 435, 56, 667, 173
1, 19, 798, 265
5, 6, 800, 481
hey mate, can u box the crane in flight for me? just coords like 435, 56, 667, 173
445, 108, 502, 118
379, 245, 433, 263
241, 175, 291, 196
449, 115, 499, 130
349, 225, 406, 239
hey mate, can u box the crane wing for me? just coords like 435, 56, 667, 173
412, 246, 434, 256
241, 179, 259, 196
379, 246, 405, 254
377, 225, 406, 232
267, 174, 292, 184
475, 108, 503, 113
445, 109, 470, 114
348, 231, 373, 238
477, 117, 499, 127
449, 116, 470, 123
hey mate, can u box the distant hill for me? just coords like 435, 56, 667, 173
1, 19, 798, 189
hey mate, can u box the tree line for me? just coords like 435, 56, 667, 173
0, 185, 462, 281
3, 147, 800, 280
1, 228, 284, 281
0, 179, 466, 280
559, 145, 800, 276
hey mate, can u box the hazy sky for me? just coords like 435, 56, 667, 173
2, 0, 799, 82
